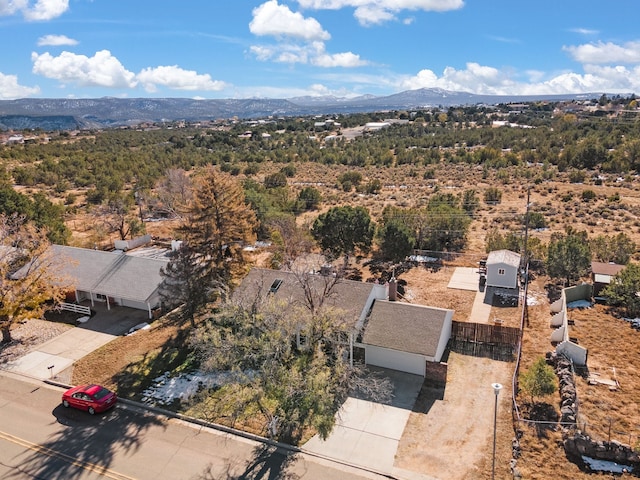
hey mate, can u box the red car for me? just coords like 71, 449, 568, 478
62, 384, 117, 415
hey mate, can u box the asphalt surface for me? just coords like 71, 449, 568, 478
1, 304, 433, 479
0, 373, 386, 480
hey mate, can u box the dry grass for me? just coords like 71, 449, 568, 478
515, 279, 640, 478
59, 160, 640, 477
71, 316, 187, 393
399, 265, 476, 321
571, 305, 640, 444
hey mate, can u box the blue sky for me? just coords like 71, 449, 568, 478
1, 0, 639, 100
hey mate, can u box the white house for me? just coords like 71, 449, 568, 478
361, 300, 453, 377
233, 267, 454, 377
486, 249, 521, 289
591, 261, 625, 296
51, 245, 169, 318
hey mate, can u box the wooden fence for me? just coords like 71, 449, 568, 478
448, 321, 520, 361
60, 302, 92, 316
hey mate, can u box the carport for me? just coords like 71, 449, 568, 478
53, 245, 169, 319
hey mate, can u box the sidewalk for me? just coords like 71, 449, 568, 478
2, 303, 148, 380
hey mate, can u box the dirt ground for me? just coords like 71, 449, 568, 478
394, 264, 518, 479
397, 352, 514, 480
5, 255, 639, 479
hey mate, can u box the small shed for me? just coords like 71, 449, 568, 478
591, 261, 625, 296
362, 300, 453, 377
486, 249, 521, 289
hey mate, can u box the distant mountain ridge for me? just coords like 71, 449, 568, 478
0, 88, 601, 130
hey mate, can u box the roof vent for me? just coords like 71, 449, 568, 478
269, 279, 283, 294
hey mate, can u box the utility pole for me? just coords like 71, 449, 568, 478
522, 186, 531, 328
523, 186, 531, 267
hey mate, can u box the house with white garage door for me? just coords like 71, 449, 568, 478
52, 245, 169, 319
360, 300, 453, 376
234, 267, 453, 377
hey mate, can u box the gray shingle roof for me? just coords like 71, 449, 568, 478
363, 300, 451, 357
232, 267, 376, 329
487, 249, 521, 267
53, 245, 168, 302
591, 261, 625, 277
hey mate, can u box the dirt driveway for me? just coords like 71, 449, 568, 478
396, 352, 514, 480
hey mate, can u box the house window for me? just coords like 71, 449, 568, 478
96, 293, 107, 301
498, 268, 505, 275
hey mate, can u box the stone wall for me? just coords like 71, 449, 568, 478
564, 434, 640, 467
548, 351, 639, 471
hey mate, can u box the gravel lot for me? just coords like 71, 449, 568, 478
0, 318, 74, 364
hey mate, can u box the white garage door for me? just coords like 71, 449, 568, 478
121, 298, 148, 311
365, 345, 426, 376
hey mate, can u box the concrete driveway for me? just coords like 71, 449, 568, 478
303, 368, 430, 479
3, 303, 148, 380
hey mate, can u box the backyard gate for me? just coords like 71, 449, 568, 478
448, 321, 520, 361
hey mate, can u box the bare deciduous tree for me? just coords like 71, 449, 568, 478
189, 270, 391, 444
154, 168, 193, 219
0, 214, 69, 343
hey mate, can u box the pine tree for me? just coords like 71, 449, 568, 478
519, 357, 557, 404
160, 167, 257, 323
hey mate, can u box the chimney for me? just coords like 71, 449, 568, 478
388, 276, 397, 301
320, 264, 333, 276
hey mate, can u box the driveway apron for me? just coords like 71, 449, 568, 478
303, 368, 424, 477
3, 304, 148, 380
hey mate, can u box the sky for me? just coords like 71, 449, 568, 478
1, 0, 639, 100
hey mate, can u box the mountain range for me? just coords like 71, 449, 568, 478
0, 88, 599, 131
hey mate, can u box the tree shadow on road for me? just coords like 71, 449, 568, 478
192, 445, 301, 480
4, 403, 164, 480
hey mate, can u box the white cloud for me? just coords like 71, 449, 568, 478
249, 1, 369, 69
250, 40, 367, 67
563, 41, 640, 65
0, 72, 40, 99
0, 0, 69, 21
31, 50, 137, 88
0, 0, 23, 16
296, 0, 464, 25
353, 5, 395, 26
136, 66, 227, 92
31, 49, 229, 94
399, 61, 640, 96
37, 34, 78, 46
250, 0, 330, 41
24, 0, 68, 21
570, 28, 599, 36
250, 44, 309, 64
313, 50, 368, 67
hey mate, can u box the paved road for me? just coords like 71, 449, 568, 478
0, 374, 383, 480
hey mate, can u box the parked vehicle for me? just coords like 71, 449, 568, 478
125, 322, 150, 336
62, 384, 117, 414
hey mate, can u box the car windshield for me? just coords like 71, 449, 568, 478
92, 387, 112, 400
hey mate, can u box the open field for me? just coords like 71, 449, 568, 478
3, 245, 639, 478
6, 125, 640, 478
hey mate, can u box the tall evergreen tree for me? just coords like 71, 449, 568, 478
160, 167, 257, 323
